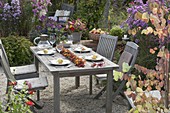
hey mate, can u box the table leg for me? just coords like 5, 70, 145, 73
75, 76, 80, 89
106, 70, 113, 113
34, 56, 41, 101
89, 75, 92, 95
54, 75, 60, 113
34, 56, 39, 73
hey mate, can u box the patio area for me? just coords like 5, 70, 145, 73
1, 0, 170, 112
0, 64, 128, 113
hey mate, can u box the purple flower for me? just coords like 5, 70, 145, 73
135, 39, 139, 44
134, 0, 143, 4
0, 1, 3, 8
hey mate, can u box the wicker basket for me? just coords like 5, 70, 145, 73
89, 33, 100, 42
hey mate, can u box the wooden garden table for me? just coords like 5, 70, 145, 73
30, 44, 119, 113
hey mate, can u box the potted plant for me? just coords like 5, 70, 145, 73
65, 18, 86, 44
110, 26, 124, 41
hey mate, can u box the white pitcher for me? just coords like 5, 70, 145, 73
33, 34, 52, 49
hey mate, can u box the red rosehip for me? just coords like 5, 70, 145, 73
26, 100, 34, 106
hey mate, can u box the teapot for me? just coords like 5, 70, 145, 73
33, 34, 52, 49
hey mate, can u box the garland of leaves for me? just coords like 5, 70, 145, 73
60, 48, 86, 67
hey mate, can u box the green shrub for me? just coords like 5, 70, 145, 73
110, 26, 124, 40
1, 35, 33, 66
74, 0, 104, 30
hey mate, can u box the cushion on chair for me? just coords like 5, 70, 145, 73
10, 64, 36, 75
63, 10, 70, 21
15, 77, 48, 90
95, 74, 107, 79
53, 10, 70, 22
14, 73, 39, 80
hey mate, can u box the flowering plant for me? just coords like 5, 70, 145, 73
65, 18, 86, 33
120, 0, 170, 112
121, 0, 170, 69
0, 0, 60, 37
123, 0, 170, 47
0, 81, 35, 113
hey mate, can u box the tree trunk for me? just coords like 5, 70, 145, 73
103, 0, 110, 28
51, 0, 57, 11
74, 0, 78, 11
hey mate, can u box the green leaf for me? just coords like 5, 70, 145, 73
136, 87, 143, 93
136, 105, 143, 112
133, 109, 139, 113
122, 62, 131, 73
113, 70, 123, 81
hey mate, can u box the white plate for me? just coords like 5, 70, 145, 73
37, 50, 56, 55
74, 47, 91, 53
85, 55, 103, 61
37, 44, 52, 49
50, 59, 71, 66
60, 41, 72, 48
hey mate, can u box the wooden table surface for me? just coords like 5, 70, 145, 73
30, 44, 119, 113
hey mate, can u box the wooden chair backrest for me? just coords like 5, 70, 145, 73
0, 40, 10, 66
0, 49, 16, 82
118, 41, 139, 73
61, 3, 75, 16
96, 34, 118, 61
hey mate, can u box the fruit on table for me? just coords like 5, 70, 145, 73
92, 55, 97, 59
89, 28, 107, 34
57, 58, 63, 64
81, 47, 86, 51
43, 49, 48, 54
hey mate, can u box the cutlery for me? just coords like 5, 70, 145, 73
66, 64, 73, 68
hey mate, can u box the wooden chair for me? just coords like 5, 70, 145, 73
75, 34, 118, 94
0, 49, 48, 102
0, 40, 42, 100
48, 3, 75, 23
93, 42, 139, 103
0, 40, 38, 80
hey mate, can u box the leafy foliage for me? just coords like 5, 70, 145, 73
0, 0, 33, 37
74, 0, 104, 30
0, 81, 34, 113
109, 26, 124, 40
1, 35, 33, 66
114, 47, 170, 112
135, 35, 158, 69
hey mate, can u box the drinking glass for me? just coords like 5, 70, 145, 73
67, 35, 73, 44
49, 33, 56, 47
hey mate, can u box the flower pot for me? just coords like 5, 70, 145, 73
71, 32, 82, 44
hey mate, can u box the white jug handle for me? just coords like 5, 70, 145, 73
33, 37, 40, 45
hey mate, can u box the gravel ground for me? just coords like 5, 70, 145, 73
0, 65, 129, 113
34, 65, 129, 113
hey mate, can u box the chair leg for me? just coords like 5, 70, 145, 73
96, 79, 99, 85
75, 76, 80, 89
102, 80, 127, 107
89, 75, 92, 95
112, 80, 126, 101
93, 86, 107, 99
37, 90, 40, 101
